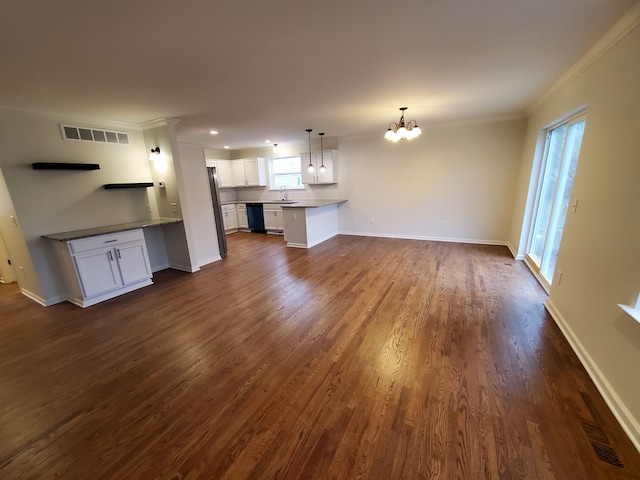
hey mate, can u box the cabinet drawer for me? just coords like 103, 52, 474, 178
69, 229, 145, 254
221, 204, 236, 212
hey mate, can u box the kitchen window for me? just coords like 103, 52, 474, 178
269, 156, 304, 190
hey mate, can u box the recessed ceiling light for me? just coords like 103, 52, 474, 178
224, 145, 230, 149
209, 130, 218, 135
265, 139, 271, 143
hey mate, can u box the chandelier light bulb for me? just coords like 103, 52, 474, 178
384, 107, 422, 141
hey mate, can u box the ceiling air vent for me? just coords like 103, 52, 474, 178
60, 124, 129, 145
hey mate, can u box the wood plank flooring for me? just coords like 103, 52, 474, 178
1, 233, 639, 479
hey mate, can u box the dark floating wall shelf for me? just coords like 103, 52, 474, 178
32, 162, 100, 170
103, 182, 154, 189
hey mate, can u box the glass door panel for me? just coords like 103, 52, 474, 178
527, 115, 586, 287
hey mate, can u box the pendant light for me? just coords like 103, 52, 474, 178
306, 129, 314, 173
318, 132, 326, 173
384, 107, 422, 141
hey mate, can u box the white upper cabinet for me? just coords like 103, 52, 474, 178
301, 150, 338, 184
205, 159, 235, 188
233, 158, 266, 187
215, 160, 235, 188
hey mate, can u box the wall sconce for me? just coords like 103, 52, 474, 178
149, 147, 161, 160
384, 107, 422, 142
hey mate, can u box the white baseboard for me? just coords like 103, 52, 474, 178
20, 288, 49, 306
198, 255, 222, 268
169, 262, 199, 273
506, 242, 525, 260
544, 298, 640, 452
151, 262, 170, 273
339, 230, 508, 247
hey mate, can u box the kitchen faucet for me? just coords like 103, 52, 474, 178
280, 185, 288, 201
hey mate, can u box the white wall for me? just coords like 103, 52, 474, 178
0, 107, 155, 303
177, 143, 221, 267
509, 11, 640, 448
338, 119, 526, 244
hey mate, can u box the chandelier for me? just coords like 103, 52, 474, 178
384, 107, 422, 141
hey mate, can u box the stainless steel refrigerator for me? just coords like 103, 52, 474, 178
207, 166, 228, 258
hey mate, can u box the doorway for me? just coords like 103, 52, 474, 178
526, 113, 587, 289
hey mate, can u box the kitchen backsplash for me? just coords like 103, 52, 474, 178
235, 184, 339, 202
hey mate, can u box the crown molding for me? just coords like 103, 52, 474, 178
140, 117, 181, 131
528, 3, 640, 114
0, 102, 143, 131
423, 112, 527, 131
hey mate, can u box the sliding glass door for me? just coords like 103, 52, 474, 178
527, 114, 586, 287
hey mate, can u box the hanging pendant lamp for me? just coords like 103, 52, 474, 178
306, 129, 314, 173
319, 132, 326, 173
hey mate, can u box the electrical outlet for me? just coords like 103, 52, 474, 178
9, 216, 17, 227
292, 213, 297, 221
145, 204, 152, 212
370, 217, 375, 224
171, 202, 178, 212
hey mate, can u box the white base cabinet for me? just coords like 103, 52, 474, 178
222, 204, 238, 232
52, 229, 153, 307
263, 205, 284, 233
236, 204, 248, 229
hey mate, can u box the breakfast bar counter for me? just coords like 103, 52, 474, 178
281, 200, 347, 248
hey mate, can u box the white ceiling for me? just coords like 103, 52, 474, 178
1, 0, 637, 149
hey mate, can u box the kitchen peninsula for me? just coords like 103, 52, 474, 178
281, 200, 347, 248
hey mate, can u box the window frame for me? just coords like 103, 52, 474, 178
268, 156, 305, 190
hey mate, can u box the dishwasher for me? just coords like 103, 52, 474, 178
246, 203, 266, 233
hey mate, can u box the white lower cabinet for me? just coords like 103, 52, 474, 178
53, 228, 153, 307
222, 204, 238, 232
236, 204, 248, 229
264, 205, 284, 233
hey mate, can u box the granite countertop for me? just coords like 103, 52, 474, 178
223, 199, 347, 208
42, 217, 183, 241
279, 199, 347, 208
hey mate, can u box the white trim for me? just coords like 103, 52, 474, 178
528, 3, 640, 114
506, 242, 524, 260
140, 117, 181, 131
523, 255, 551, 294
20, 288, 49, 306
0, 102, 142, 131
151, 263, 170, 273
285, 242, 308, 249
544, 299, 640, 452
168, 263, 199, 273
339, 230, 509, 247
198, 255, 222, 267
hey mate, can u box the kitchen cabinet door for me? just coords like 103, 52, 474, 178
264, 207, 283, 232
115, 243, 151, 286
232, 161, 247, 187
216, 160, 235, 188
223, 205, 238, 231
74, 248, 122, 298
301, 150, 338, 184
237, 205, 248, 229
232, 158, 266, 187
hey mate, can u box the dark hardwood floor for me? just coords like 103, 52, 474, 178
1, 233, 638, 479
